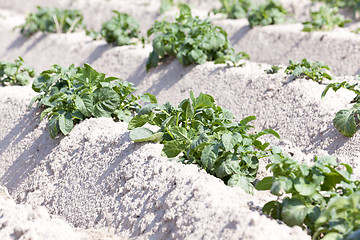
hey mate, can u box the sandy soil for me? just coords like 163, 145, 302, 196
0, 186, 121, 240
0, 1, 359, 239
1, 0, 360, 75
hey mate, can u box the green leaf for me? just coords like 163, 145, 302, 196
39, 107, 53, 122
81, 63, 104, 85
194, 92, 214, 109
255, 176, 274, 191
47, 115, 59, 139
262, 201, 282, 220
140, 93, 158, 103
171, 126, 188, 140
180, 99, 194, 119
333, 107, 358, 137
322, 172, 344, 191
255, 128, 280, 139
281, 198, 308, 227
240, 116, 256, 126
128, 115, 150, 130
228, 173, 253, 194
162, 140, 186, 158
322, 233, 343, 240
294, 177, 317, 196
32, 75, 48, 92
270, 177, 292, 196
59, 112, 74, 136
201, 145, 218, 170
92, 87, 120, 117
190, 132, 209, 150
139, 103, 158, 115
215, 159, 239, 178
74, 95, 92, 117
129, 127, 163, 142
222, 132, 242, 152
146, 51, 159, 71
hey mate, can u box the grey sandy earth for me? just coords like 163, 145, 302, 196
0, 0, 359, 239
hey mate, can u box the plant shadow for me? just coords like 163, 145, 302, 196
229, 24, 250, 45
82, 42, 111, 65
305, 124, 352, 155
0, 108, 60, 194
137, 60, 195, 98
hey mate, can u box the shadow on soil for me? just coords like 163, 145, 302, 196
230, 25, 250, 45
138, 60, 195, 97
82, 43, 112, 64
305, 124, 351, 154
2, 33, 47, 59
0, 108, 60, 194
125, 58, 147, 87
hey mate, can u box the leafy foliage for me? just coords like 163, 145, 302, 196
247, 0, 287, 28
160, 0, 174, 14
313, 193, 360, 240
265, 65, 281, 74
0, 56, 35, 86
312, 0, 360, 16
87, 11, 141, 46
256, 148, 360, 239
285, 59, 332, 83
129, 91, 280, 193
16, 6, 84, 37
214, 51, 250, 67
30, 63, 150, 138
146, 4, 248, 71
210, 0, 252, 19
303, 6, 351, 32
322, 78, 360, 137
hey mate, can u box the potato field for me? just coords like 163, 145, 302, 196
1, 0, 360, 239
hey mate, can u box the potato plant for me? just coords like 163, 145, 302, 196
0, 56, 35, 86
210, 0, 252, 19
146, 4, 249, 71
312, 0, 360, 16
129, 91, 280, 193
256, 148, 360, 239
303, 6, 351, 32
87, 11, 141, 46
16, 6, 84, 37
30, 63, 154, 138
265, 65, 281, 74
322, 77, 360, 137
285, 59, 332, 83
247, 0, 287, 28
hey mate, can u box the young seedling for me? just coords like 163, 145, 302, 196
146, 4, 249, 71
265, 65, 281, 74
129, 91, 280, 194
285, 59, 332, 83
247, 0, 287, 28
322, 77, 360, 137
210, 0, 252, 19
30, 63, 154, 138
256, 148, 360, 239
15, 6, 85, 37
0, 56, 35, 86
303, 6, 351, 32
214, 51, 250, 67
